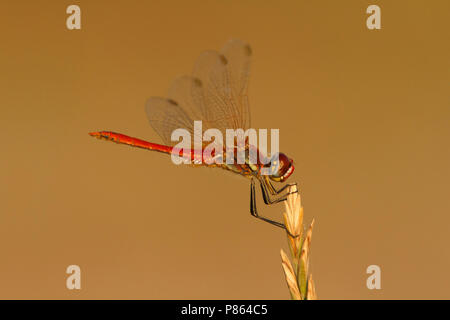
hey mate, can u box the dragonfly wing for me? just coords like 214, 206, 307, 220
191, 39, 252, 132
219, 39, 252, 130
167, 75, 204, 126
146, 39, 252, 146
145, 97, 195, 146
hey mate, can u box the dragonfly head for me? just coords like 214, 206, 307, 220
268, 152, 295, 182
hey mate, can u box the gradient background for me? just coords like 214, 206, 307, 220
1, 0, 449, 299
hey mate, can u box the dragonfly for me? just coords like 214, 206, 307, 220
90, 39, 297, 232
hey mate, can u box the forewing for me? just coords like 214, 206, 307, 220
190, 39, 252, 132
146, 39, 252, 146
219, 39, 252, 129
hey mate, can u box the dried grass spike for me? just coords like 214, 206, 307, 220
306, 274, 317, 300
279, 182, 317, 300
280, 249, 302, 300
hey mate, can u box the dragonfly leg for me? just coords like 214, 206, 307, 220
258, 177, 297, 205
250, 178, 286, 229
250, 179, 301, 238
265, 177, 298, 196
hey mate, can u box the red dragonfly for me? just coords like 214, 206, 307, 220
90, 39, 297, 231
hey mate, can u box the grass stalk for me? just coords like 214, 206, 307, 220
280, 185, 317, 300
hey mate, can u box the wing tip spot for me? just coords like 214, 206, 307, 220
167, 98, 178, 106
193, 77, 203, 87
219, 54, 228, 65
244, 44, 252, 56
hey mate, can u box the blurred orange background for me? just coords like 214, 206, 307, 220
0, 0, 449, 299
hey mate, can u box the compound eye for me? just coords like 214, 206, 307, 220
267, 152, 294, 182
278, 153, 292, 174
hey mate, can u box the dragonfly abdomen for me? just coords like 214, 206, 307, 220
89, 131, 174, 154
